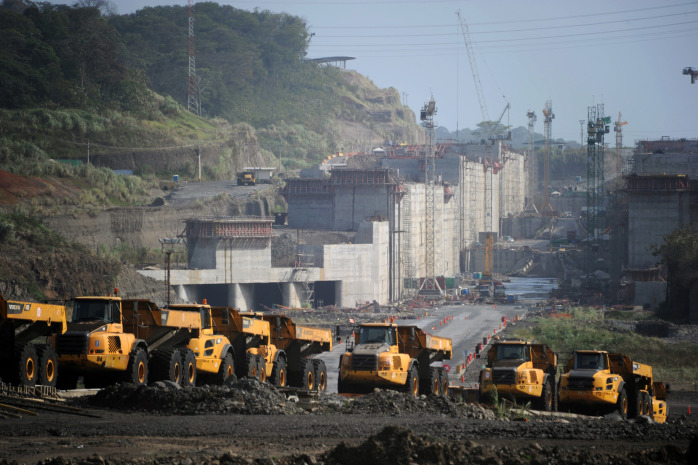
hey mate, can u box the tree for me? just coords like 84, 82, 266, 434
651, 226, 698, 321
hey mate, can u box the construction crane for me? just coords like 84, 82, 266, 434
683, 67, 698, 84
614, 112, 627, 179
457, 10, 489, 122
541, 100, 554, 213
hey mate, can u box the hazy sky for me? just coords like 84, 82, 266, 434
47, 1, 697, 143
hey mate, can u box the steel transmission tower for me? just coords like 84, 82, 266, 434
187, 0, 201, 115
419, 97, 442, 297
586, 104, 610, 272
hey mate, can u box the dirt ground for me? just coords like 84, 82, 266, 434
0, 379, 697, 465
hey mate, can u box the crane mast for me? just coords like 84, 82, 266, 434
457, 11, 489, 122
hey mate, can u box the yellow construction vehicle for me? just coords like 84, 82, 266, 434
338, 323, 452, 396
123, 301, 235, 386
209, 306, 283, 385
54, 293, 149, 388
558, 350, 667, 423
479, 339, 558, 411
262, 313, 332, 391
236, 171, 256, 186
0, 293, 67, 387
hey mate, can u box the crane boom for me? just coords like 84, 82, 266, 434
457, 10, 489, 122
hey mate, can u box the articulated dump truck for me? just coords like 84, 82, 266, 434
558, 350, 667, 423
54, 294, 147, 388
0, 293, 67, 387
122, 301, 235, 387
479, 339, 558, 411
208, 306, 283, 386
338, 323, 452, 397
261, 313, 332, 391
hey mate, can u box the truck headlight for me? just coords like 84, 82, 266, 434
378, 357, 393, 370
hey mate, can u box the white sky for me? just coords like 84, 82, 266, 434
47, 1, 698, 143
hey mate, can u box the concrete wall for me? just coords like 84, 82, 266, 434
287, 194, 334, 230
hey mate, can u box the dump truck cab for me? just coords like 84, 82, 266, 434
479, 339, 558, 411
55, 294, 148, 388
559, 350, 667, 422
338, 323, 452, 397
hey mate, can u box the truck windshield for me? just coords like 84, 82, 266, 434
496, 344, 529, 361
575, 353, 607, 370
359, 327, 394, 345
72, 300, 120, 323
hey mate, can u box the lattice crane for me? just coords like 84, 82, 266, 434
457, 10, 489, 122
541, 101, 554, 213
614, 112, 627, 178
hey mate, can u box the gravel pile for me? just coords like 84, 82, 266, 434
85, 378, 305, 415
317, 389, 495, 419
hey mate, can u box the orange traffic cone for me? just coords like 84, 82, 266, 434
688, 405, 692, 415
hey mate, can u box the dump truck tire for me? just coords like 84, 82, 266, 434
270, 357, 287, 387
13, 343, 38, 387
124, 348, 148, 386
536, 379, 553, 411
214, 352, 235, 385
423, 367, 440, 396
244, 352, 258, 379
439, 367, 449, 397
313, 359, 327, 392
151, 348, 182, 385
256, 355, 267, 382
36, 344, 58, 387
292, 359, 314, 390
643, 392, 652, 418
180, 349, 197, 387
617, 387, 628, 419
404, 365, 419, 397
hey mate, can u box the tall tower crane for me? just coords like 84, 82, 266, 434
187, 0, 200, 115
614, 112, 627, 179
457, 10, 489, 123
541, 100, 554, 213
525, 110, 538, 213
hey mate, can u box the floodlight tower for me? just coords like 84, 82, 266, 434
187, 0, 200, 115
418, 97, 442, 297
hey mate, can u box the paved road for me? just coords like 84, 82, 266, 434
315, 302, 528, 393
165, 180, 269, 206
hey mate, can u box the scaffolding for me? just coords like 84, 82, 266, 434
293, 252, 315, 307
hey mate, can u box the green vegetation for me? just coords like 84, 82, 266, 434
511, 308, 698, 386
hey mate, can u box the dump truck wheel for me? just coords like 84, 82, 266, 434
298, 359, 315, 390
124, 348, 148, 386
180, 349, 197, 387
151, 348, 183, 385
536, 379, 553, 411
313, 359, 327, 392
617, 387, 628, 419
423, 367, 440, 396
256, 355, 267, 382
404, 365, 419, 397
643, 392, 652, 418
439, 367, 449, 397
36, 344, 58, 387
14, 343, 38, 387
270, 357, 287, 387
214, 353, 235, 385
245, 352, 258, 379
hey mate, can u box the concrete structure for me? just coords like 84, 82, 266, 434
623, 139, 698, 320
139, 143, 529, 309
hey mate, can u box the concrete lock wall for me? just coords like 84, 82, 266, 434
627, 192, 686, 268
287, 194, 334, 229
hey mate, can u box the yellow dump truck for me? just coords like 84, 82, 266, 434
558, 350, 667, 423
262, 313, 332, 391
479, 339, 558, 411
209, 306, 283, 385
54, 294, 149, 388
0, 293, 67, 387
338, 323, 452, 396
123, 301, 235, 387
236, 171, 256, 186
